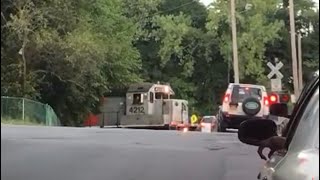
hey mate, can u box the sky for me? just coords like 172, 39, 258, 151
200, 0, 319, 8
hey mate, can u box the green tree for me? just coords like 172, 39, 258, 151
1, 0, 142, 126
207, 0, 284, 85
2, 0, 318, 124
264, 0, 319, 90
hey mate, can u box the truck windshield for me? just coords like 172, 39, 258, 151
155, 92, 169, 99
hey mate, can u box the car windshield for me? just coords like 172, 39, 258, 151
232, 87, 262, 102
202, 117, 213, 123
289, 87, 319, 152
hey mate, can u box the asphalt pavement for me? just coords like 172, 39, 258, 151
1, 125, 264, 180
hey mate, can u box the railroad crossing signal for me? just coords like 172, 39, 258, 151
267, 61, 284, 79
267, 60, 284, 91
271, 78, 282, 91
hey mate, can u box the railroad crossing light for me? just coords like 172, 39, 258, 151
269, 94, 278, 104
281, 94, 290, 103
269, 93, 290, 104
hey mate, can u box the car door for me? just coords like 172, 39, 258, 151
258, 78, 319, 180
269, 88, 319, 180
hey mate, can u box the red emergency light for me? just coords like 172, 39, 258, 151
281, 94, 290, 103
269, 92, 290, 105
269, 94, 278, 104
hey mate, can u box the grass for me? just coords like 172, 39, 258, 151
1, 117, 44, 126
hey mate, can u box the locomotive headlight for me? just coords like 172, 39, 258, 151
164, 86, 169, 93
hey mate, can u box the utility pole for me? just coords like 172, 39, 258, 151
297, 33, 303, 92
231, 0, 239, 84
227, 57, 230, 84
289, 0, 299, 98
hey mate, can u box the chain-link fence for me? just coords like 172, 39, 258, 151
1, 96, 60, 126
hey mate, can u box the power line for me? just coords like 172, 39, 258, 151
158, 0, 198, 15
144, 0, 198, 18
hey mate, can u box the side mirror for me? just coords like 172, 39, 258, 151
238, 119, 278, 146
269, 103, 289, 117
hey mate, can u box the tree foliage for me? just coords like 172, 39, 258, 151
1, 0, 141, 125
1, 0, 319, 125
207, 0, 284, 84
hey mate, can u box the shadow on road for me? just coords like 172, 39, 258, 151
222, 129, 238, 133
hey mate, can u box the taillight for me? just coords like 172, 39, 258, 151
224, 93, 230, 103
264, 96, 269, 106
269, 94, 278, 104
281, 94, 290, 103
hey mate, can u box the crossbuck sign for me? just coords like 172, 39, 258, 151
267, 61, 284, 79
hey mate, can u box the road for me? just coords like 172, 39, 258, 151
1, 125, 264, 180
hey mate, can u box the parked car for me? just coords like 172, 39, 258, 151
237, 70, 319, 180
217, 83, 269, 132
200, 116, 217, 133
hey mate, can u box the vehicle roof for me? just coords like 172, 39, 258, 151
127, 83, 174, 94
165, 99, 188, 102
164, 99, 188, 104
127, 83, 154, 92
202, 116, 215, 118
228, 83, 265, 88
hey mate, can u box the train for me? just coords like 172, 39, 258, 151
95, 82, 190, 129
